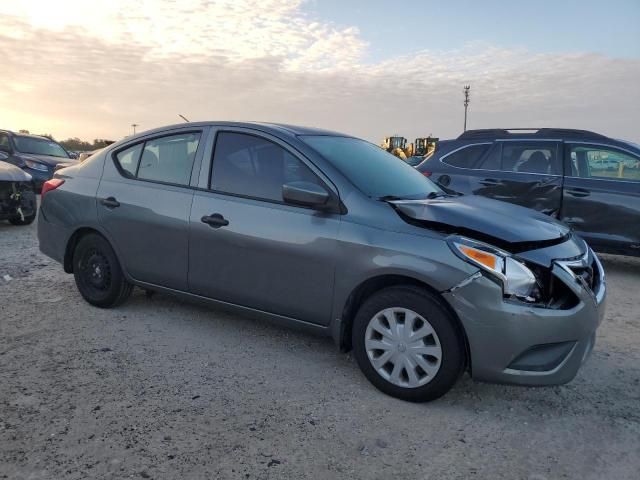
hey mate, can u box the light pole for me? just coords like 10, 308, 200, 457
463, 85, 470, 132
131, 123, 139, 135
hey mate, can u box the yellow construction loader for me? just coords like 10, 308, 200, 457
381, 136, 413, 160
413, 136, 438, 157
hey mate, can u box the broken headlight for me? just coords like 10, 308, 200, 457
448, 236, 540, 301
24, 159, 49, 172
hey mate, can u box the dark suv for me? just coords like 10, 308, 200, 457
417, 128, 640, 256
0, 130, 75, 190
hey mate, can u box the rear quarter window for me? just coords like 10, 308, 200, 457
115, 144, 143, 177
441, 144, 491, 168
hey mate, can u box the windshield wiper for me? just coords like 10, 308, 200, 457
426, 191, 450, 199
379, 192, 449, 202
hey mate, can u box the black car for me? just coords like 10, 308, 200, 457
0, 161, 37, 225
417, 128, 640, 256
0, 130, 76, 190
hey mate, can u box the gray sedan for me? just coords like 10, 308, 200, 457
37, 122, 606, 402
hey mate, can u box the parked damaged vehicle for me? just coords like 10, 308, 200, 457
38, 122, 606, 402
0, 130, 76, 191
417, 128, 640, 256
0, 161, 37, 225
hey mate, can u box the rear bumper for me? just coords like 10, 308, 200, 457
443, 261, 606, 386
37, 208, 69, 265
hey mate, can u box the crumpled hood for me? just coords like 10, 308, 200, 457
0, 161, 32, 182
18, 153, 76, 167
390, 195, 570, 250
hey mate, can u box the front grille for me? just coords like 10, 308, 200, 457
568, 262, 595, 291
556, 249, 602, 296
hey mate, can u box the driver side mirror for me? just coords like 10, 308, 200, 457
282, 181, 331, 210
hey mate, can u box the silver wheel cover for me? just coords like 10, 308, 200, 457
365, 307, 442, 388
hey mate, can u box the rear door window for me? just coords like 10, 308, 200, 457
137, 133, 200, 185
441, 143, 491, 168
568, 145, 640, 181
115, 144, 143, 177
502, 142, 560, 175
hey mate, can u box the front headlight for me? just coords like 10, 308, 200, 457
448, 236, 539, 301
24, 159, 49, 172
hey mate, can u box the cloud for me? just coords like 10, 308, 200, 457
1, 0, 639, 143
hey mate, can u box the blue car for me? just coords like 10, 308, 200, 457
0, 130, 77, 191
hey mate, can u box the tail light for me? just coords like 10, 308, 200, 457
422, 171, 432, 177
41, 178, 65, 197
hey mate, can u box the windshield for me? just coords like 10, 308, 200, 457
301, 135, 441, 199
14, 136, 69, 158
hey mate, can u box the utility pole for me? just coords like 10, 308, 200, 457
131, 123, 139, 135
463, 85, 470, 132
178, 114, 190, 123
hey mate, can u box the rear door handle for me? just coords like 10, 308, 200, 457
480, 178, 501, 186
201, 213, 229, 228
565, 188, 590, 198
100, 197, 120, 209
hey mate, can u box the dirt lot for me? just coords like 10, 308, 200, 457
1, 216, 639, 480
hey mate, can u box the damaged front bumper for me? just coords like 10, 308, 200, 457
443, 251, 606, 386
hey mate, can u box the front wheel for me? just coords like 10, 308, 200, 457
352, 286, 465, 402
73, 233, 133, 308
9, 212, 36, 225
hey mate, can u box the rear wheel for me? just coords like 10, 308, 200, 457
352, 286, 465, 402
73, 233, 133, 308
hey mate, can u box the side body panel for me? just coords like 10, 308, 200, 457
37, 152, 106, 262
463, 141, 563, 216
189, 192, 341, 325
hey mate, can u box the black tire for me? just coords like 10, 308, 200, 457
352, 285, 465, 402
72, 233, 133, 308
9, 213, 36, 225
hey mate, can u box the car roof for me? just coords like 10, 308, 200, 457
0, 129, 59, 141
441, 128, 640, 153
457, 128, 611, 141
128, 121, 350, 139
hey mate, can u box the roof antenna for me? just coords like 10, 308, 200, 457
178, 114, 190, 123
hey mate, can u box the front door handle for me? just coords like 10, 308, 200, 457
565, 188, 590, 198
100, 197, 120, 209
201, 213, 229, 228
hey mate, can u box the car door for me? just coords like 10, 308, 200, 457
561, 142, 640, 254
96, 129, 206, 291
188, 129, 341, 325
428, 142, 493, 194
465, 140, 563, 216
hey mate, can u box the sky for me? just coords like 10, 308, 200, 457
1, 0, 639, 143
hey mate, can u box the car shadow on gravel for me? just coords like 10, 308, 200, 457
117, 284, 639, 421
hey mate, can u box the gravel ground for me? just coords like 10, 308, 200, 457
1, 215, 639, 480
